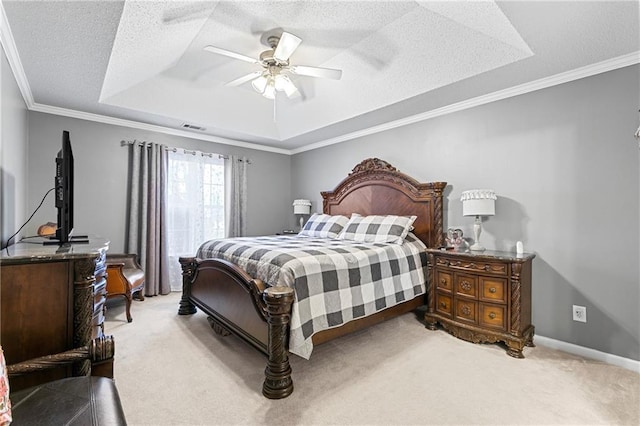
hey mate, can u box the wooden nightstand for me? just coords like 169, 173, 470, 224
424, 248, 536, 358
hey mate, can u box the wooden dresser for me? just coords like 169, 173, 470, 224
0, 236, 109, 390
424, 248, 535, 358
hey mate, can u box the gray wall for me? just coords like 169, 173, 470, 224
26, 112, 292, 252
291, 65, 640, 362
0, 48, 28, 248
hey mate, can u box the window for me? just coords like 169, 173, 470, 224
166, 150, 224, 291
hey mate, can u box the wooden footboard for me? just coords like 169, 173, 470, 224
178, 257, 295, 399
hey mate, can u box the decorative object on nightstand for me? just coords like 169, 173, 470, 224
424, 248, 535, 358
445, 228, 467, 251
461, 189, 496, 251
292, 199, 311, 231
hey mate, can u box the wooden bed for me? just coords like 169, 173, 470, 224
178, 158, 446, 398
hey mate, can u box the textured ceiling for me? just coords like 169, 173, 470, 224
2, 1, 639, 153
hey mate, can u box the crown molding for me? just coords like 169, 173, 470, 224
0, 1, 34, 108
291, 50, 640, 154
29, 102, 291, 155
2, 0, 637, 157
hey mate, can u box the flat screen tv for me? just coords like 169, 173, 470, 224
44, 130, 88, 245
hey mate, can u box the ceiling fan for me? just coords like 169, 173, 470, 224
204, 30, 343, 99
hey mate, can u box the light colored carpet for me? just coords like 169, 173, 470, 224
105, 293, 639, 426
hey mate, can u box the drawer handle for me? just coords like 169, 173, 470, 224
440, 278, 447, 285
440, 302, 447, 308
488, 312, 496, 319
489, 287, 497, 293
460, 280, 472, 291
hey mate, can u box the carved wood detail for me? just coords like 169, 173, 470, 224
349, 158, 398, 174
8, 336, 115, 377
178, 257, 198, 315
435, 258, 507, 275
510, 262, 523, 336
73, 256, 99, 376
262, 286, 295, 399
433, 191, 444, 247
207, 316, 232, 336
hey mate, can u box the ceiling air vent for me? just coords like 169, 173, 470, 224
181, 123, 205, 131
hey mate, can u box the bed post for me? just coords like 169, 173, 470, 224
178, 257, 197, 315
262, 286, 295, 399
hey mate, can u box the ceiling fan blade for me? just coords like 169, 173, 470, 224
289, 65, 342, 80
273, 32, 302, 62
225, 71, 263, 87
203, 45, 259, 64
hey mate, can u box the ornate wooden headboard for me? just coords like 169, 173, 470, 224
321, 158, 446, 248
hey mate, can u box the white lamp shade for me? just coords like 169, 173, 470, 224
461, 189, 496, 216
292, 199, 311, 215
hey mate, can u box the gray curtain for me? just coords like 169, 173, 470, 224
224, 155, 248, 237
126, 142, 170, 296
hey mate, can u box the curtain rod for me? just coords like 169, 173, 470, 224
120, 140, 252, 164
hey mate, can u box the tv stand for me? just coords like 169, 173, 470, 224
43, 235, 90, 246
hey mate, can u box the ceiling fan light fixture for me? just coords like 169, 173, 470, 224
263, 84, 276, 99
251, 74, 269, 93
206, 30, 342, 101
274, 75, 298, 98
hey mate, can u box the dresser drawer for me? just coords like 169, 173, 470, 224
94, 276, 107, 296
455, 274, 477, 299
454, 299, 477, 324
480, 303, 507, 331
480, 276, 507, 304
435, 292, 452, 317
94, 250, 107, 277
435, 270, 453, 292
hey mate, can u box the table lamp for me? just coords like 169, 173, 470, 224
292, 199, 311, 230
461, 189, 496, 252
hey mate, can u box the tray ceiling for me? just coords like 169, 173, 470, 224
2, 1, 638, 153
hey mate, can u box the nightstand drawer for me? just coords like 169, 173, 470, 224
435, 270, 453, 292
437, 257, 508, 276
480, 276, 507, 304
435, 292, 452, 317
455, 299, 477, 324
480, 304, 506, 330
455, 274, 477, 299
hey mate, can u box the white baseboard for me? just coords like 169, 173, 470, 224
536, 335, 640, 374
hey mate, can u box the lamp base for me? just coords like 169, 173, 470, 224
470, 216, 486, 251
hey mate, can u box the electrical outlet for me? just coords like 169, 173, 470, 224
572, 305, 587, 323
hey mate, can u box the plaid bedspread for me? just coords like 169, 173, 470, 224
197, 233, 427, 359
